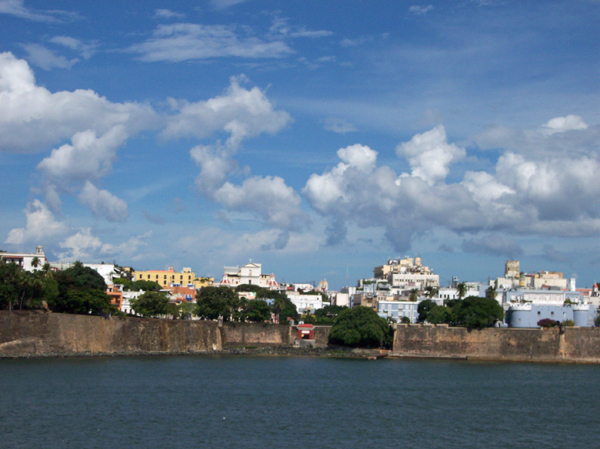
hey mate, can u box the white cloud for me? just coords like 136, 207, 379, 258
303, 122, 600, 252
0, 52, 157, 153
49, 36, 98, 59
153, 9, 185, 19
213, 176, 308, 231
269, 17, 332, 39
78, 182, 129, 222
191, 144, 239, 195
541, 114, 588, 136
128, 23, 294, 62
37, 126, 130, 220
37, 126, 128, 185
22, 43, 78, 70
101, 231, 152, 257
4, 200, 68, 244
323, 117, 357, 134
396, 125, 466, 185
210, 0, 249, 9
0, 0, 75, 22
56, 228, 102, 261
164, 76, 291, 146
409, 5, 434, 15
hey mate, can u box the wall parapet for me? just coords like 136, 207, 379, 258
392, 325, 600, 363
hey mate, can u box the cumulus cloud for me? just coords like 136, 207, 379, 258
100, 231, 152, 257
210, 0, 249, 9
164, 76, 291, 146
541, 114, 588, 136
303, 123, 600, 252
37, 126, 130, 220
38, 126, 128, 185
128, 23, 294, 62
396, 125, 466, 185
22, 43, 78, 70
78, 182, 129, 222
4, 200, 68, 244
0, 52, 157, 153
213, 176, 308, 230
55, 228, 103, 261
462, 235, 523, 258
191, 144, 239, 194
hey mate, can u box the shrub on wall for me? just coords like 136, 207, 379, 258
537, 318, 559, 328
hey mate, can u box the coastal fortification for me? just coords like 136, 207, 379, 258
392, 324, 600, 363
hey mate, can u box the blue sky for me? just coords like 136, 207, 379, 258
2, 0, 600, 290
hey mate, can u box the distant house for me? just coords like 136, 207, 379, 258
0, 245, 47, 272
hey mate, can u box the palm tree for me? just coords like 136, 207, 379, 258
31, 256, 40, 269
456, 282, 467, 300
485, 286, 497, 300
425, 286, 439, 299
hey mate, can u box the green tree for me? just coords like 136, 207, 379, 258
241, 299, 272, 322
130, 291, 170, 318
426, 305, 452, 324
313, 305, 348, 325
196, 286, 240, 321
424, 286, 439, 299
329, 306, 393, 348
409, 288, 419, 302
417, 299, 437, 323
452, 296, 504, 328
400, 316, 411, 324
50, 264, 113, 315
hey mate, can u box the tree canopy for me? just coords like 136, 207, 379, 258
329, 306, 393, 348
51, 264, 113, 315
130, 291, 170, 318
419, 296, 504, 328
196, 286, 240, 321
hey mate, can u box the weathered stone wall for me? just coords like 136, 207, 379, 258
0, 311, 222, 355
221, 322, 294, 347
313, 326, 332, 347
393, 324, 600, 363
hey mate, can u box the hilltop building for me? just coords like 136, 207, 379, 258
134, 266, 213, 289
217, 262, 279, 290
373, 256, 439, 290
0, 245, 47, 272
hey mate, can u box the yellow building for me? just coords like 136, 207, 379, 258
134, 266, 213, 289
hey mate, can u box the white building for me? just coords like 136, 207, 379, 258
286, 292, 323, 313
49, 262, 119, 286
0, 245, 47, 272
217, 262, 279, 290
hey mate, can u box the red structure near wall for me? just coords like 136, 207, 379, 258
297, 324, 314, 340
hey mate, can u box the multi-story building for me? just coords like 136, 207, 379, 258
134, 266, 212, 289
0, 245, 47, 272
217, 262, 279, 290
373, 256, 440, 291
377, 300, 420, 323
286, 291, 323, 314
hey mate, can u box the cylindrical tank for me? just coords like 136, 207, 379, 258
507, 303, 532, 328
572, 304, 591, 327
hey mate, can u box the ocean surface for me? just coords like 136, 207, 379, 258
1, 355, 599, 448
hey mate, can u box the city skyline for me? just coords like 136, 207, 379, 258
1, 0, 600, 290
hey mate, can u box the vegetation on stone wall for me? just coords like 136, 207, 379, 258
418, 296, 504, 328
329, 306, 393, 348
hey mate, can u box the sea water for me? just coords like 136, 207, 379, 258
1, 356, 598, 448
